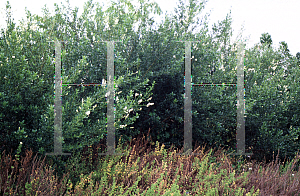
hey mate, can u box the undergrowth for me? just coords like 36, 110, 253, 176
1, 128, 300, 195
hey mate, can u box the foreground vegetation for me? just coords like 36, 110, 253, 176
1, 128, 300, 195
1, 0, 300, 173
1, 0, 300, 195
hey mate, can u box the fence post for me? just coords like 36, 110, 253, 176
233, 41, 253, 156
175, 40, 199, 156
46, 39, 252, 158
183, 41, 193, 156
174, 40, 253, 157
46, 40, 71, 156
46, 40, 125, 156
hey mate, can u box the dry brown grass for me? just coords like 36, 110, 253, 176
1, 128, 300, 195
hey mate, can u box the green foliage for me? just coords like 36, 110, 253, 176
244, 40, 300, 163
0, 2, 55, 158
1, 0, 300, 176
123, 3, 242, 152
0, 0, 156, 161
296, 52, 300, 65
260, 32, 272, 48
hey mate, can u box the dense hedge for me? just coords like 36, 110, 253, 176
1, 0, 300, 170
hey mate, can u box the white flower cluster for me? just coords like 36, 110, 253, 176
102, 79, 106, 87
120, 124, 127, 129
147, 103, 154, 107
123, 106, 134, 114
